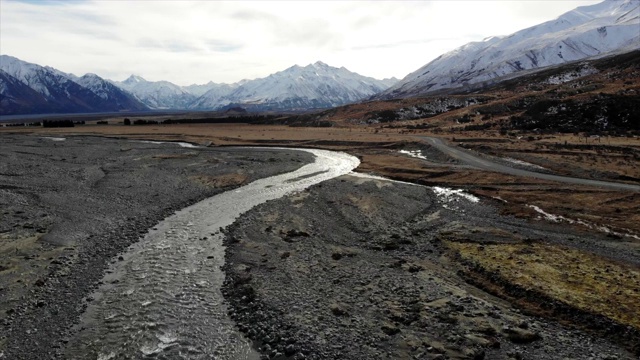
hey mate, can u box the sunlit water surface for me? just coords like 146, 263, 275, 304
63, 148, 359, 360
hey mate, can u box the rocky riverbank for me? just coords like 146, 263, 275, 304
0, 135, 313, 359
222, 174, 639, 359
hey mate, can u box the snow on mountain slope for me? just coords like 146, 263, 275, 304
1, 55, 108, 114
0, 69, 50, 115
44, 66, 80, 82
0, 55, 86, 100
0, 55, 148, 115
75, 74, 148, 111
188, 83, 237, 107
191, 61, 398, 111
113, 75, 196, 109
182, 81, 236, 97
379, 0, 640, 99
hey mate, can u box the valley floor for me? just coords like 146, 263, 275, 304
1, 126, 639, 359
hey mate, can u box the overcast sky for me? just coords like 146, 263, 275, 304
1, 0, 603, 86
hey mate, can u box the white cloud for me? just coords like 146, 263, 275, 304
0, 0, 603, 85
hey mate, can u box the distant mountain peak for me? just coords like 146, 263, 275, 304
81, 73, 101, 79
123, 74, 146, 84
190, 61, 395, 111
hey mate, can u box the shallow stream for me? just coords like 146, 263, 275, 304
63, 148, 359, 360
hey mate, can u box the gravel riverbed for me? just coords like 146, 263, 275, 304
222, 174, 638, 359
0, 134, 637, 360
0, 135, 312, 359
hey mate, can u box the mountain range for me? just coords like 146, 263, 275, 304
1, 0, 638, 116
0, 56, 147, 115
0, 56, 397, 116
378, 0, 640, 99
190, 62, 397, 111
112, 74, 198, 110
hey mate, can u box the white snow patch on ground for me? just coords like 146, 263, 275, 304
528, 205, 640, 240
176, 142, 199, 148
504, 157, 546, 170
349, 172, 421, 186
528, 205, 563, 222
139, 140, 164, 145
433, 187, 480, 203
399, 150, 427, 160
546, 66, 599, 85
42, 137, 66, 141
139, 140, 200, 148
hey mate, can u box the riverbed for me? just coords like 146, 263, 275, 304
222, 173, 638, 359
1, 135, 637, 359
63, 149, 359, 359
0, 135, 314, 359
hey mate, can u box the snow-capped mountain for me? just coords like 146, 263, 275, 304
188, 83, 237, 108
1, 55, 88, 101
0, 55, 148, 115
183, 81, 234, 97
191, 61, 398, 111
1, 56, 396, 115
75, 74, 148, 111
113, 75, 196, 109
379, 0, 640, 99
0, 69, 51, 115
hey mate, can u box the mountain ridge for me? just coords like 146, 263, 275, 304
0, 55, 148, 115
3, 0, 637, 116
189, 61, 398, 111
1, 55, 396, 115
110, 75, 197, 110
377, 0, 640, 99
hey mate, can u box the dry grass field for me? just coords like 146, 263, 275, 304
447, 240, 640, 329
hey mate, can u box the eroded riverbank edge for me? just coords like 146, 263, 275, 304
221, 174, 639, 359
0, 135, 314, 359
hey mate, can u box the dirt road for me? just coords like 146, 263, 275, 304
420, 136, 640, 192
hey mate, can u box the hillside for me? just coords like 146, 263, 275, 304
378, 0, 640, 99
304, 49, 640, 135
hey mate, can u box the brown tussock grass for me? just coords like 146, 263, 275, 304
447, 241, 640, 329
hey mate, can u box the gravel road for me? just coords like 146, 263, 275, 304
421, 136, 640, 192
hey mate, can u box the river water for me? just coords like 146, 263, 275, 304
63, 148, 359, 360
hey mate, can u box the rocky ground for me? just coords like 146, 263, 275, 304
1, 132, 639, 360
0, 134, 312, 359
222, 174, 639, 359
